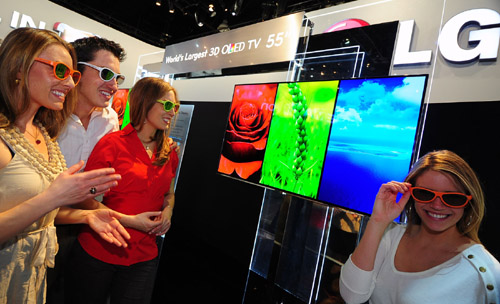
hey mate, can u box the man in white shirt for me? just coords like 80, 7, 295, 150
57, 37, 126, 169
47, 37, 126, 303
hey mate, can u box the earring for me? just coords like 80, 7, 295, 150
15, 79, 20, 85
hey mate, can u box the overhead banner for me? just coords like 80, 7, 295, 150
161, 12, 305, 75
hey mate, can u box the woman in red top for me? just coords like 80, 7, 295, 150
65, 77, 180, 304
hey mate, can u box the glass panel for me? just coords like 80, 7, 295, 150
249, 189, 287, 278
274, 197, 332, 303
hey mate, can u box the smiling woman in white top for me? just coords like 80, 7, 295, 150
340, 150, 500, 304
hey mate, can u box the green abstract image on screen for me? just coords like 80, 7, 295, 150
260, 81, 338, 198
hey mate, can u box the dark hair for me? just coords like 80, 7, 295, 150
71, 36, 126, 69
128, 77, 179, 166
404, 150, 485, 243
0, 28, 77, 138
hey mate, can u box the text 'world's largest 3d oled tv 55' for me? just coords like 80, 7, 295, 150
217, 75, 428, 216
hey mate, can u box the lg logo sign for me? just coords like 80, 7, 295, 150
394, 8, 500, 65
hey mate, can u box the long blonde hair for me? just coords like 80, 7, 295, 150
0, 28, 77, 138
128, 77, 179, 166
404, 150, 485, 243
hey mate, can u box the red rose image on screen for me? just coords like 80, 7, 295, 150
218, 84, 277, 179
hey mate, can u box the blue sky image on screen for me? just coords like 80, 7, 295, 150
317, 76, 426, 215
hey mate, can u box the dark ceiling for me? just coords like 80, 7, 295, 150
50, 0, 352, 48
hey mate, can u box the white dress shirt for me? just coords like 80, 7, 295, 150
57, 108, 119, 170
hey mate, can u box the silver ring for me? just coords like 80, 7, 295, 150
89, 187, 97, 195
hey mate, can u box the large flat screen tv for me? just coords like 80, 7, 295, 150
217, 75, 428, 216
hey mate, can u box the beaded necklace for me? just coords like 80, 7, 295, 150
0, 121, 67, 182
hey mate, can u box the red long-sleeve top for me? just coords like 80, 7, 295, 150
78, 124, 179, 266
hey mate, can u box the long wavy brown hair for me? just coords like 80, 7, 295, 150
128, 77, 179, 166
0, 28, 77, 138
404, 150, 485, 243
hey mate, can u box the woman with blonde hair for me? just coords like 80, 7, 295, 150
340, 150, 500, 303
0, 28, 128, 304
66, 77, 180, 304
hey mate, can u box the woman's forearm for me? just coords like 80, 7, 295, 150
162, 180, 175, 211
55, 206, 93, 225
55, 197, 109, 224
350, 218, 389, 271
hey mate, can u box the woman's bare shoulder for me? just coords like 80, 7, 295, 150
0, 136, 13, 170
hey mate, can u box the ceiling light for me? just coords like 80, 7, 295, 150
230, 0, 243, 17
194, 11, 204, 27
168, 0, 174, 13
155, 0, 162, 7
208, 4, 216, 17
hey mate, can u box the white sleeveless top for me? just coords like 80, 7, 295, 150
0, 124, 65, 304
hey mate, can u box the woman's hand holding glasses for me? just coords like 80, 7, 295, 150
371, 181, 412, 225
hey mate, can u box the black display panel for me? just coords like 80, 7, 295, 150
218, 75, 428, 215
295, 21, 399, 80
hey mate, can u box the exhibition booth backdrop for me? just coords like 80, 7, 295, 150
1, 0, 499, 303
150, 0, 500, 303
